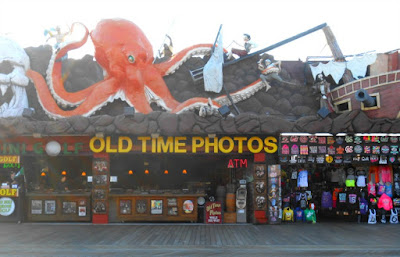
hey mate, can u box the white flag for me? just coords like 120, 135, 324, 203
203, 28, 224, 93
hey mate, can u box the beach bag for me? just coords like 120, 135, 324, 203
390, 209, 399, 224
368, 209, 376, 224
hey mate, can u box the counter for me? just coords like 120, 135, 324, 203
26, 191, 91, 222
109, 193, 203, 222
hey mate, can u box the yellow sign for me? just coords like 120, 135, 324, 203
0, 156, 19, 164
89, 136, 278, 154
0, 188, 18, 197
326, 155, 333, 163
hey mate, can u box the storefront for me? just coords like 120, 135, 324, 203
278, 133, 400, 224
0, 134, 280, 224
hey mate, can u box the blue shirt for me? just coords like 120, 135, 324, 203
294, 207, 305, 222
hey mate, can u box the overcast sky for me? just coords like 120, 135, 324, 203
1, 0, 399, 60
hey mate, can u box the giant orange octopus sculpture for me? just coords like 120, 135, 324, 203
26, 19, 223, 119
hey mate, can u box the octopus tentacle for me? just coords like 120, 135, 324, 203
123, 83, 153, 114
46, 22, 95, 107
173, 98, 220, 114
27, 69, 118, 118
154, 44, 213, 76
214, 79, 270, 106
142, 68, 180, 110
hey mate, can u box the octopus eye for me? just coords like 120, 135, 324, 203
128, 55, 135, 63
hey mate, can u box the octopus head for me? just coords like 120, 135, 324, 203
91, 19, 154, 79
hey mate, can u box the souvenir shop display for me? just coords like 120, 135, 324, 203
267, 165, 282, 224
278, 133, 400, 224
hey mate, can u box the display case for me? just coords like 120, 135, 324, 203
26, 192, 91, 222
109, 193, 202, 222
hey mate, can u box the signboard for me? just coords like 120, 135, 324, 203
0, 197, 15, 216
89, 136, 278, 154
0, 188, 18, 197
205, 202, 222, 224
0, 155, 19, 164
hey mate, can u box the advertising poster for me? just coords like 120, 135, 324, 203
0, 197, 15, 216
205, 202, 222, 224
31, 200, 42, 214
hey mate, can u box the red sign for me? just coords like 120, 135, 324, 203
227, 159, 248, 168
205, 202, 222, 224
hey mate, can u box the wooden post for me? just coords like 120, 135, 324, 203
323, 26, 354, 83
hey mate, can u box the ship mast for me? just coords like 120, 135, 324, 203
322, 26, 354, 83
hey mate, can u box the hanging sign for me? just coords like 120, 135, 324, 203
205, 202, 222, 224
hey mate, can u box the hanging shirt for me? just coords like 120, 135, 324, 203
347, 193, 358, 211
356, 175, 366, 187
378, 193, 393, 211
282, 207, 294, 222
385, 183, 393, 198
368, 182, 376, 196
297, 170, 308, 188
304, 208, 316, 223
299, 193, 308, 210
337, 192, 347, 211
359, 197, 369, 215
321, 191, 333, 209
331, 169, 340, 183
377, 182, 386, 196
380, 166, 392, 183
332, 188, 343, 209
294, 207, 305, 222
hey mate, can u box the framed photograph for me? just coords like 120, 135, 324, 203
167, 207, 178, 216
93, 175, 107, 185
255, 181, 266, 194
93, 159, 108, 173
254, 164, 266, 179
120, 200, 132, 215
93, 201, 106, 214
183, 200, 194, 214
94, 189, 106, 199
151, 200, 163, 214
44, 200, 56, 215
31, 200, 42, 214
136, 199, 147, 214
62, 201, 77, 214
167, 198, 177, 207
78, 206, 86, 217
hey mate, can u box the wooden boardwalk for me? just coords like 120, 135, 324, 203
0, 222, 399, 256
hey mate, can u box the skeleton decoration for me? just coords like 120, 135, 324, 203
0, 37, 30, 117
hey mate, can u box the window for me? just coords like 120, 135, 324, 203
334, 99, 352, 113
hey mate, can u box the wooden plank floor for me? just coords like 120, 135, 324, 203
0, 223, 399, 256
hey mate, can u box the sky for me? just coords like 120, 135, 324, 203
1, 0, 399, 61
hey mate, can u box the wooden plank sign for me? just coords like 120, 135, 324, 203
205, 202, 222, 224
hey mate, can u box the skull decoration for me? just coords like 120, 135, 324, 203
0, 36, 30, 117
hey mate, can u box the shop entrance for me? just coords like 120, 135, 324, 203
108, 153, 253, 223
